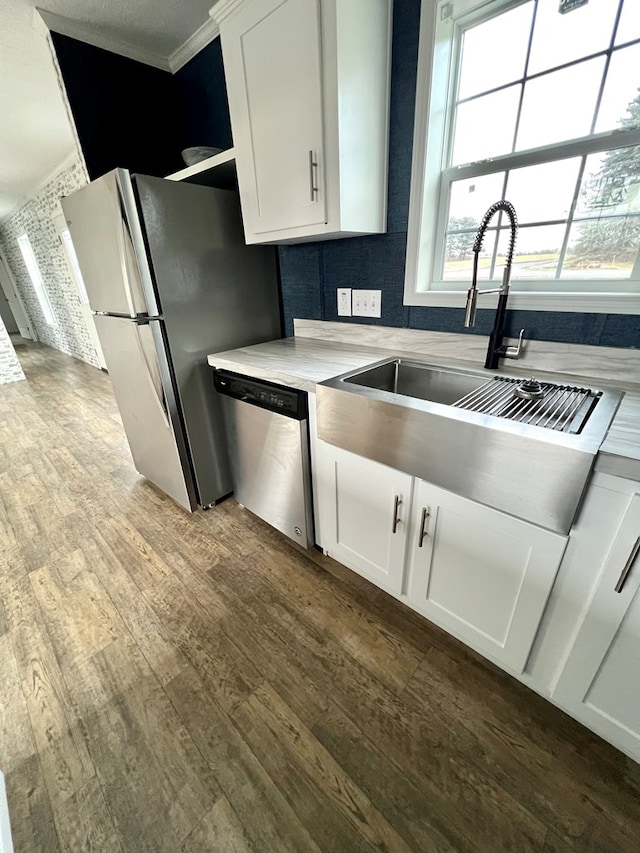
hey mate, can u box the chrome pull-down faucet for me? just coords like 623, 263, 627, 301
464, 200, 525, 370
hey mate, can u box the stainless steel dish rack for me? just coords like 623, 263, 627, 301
453, 376, 601, 434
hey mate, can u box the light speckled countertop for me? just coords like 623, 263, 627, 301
207, 335, 640, 480
208, 337, 389, 392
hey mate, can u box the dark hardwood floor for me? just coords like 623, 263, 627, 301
1, 340, 639, 853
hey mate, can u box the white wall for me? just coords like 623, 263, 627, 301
0, 157, 100, 368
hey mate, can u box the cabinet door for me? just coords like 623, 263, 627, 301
222, 0, 327, 237
407, 481, 568, 672
553, 493, 640, 760
322, 446, 413, 595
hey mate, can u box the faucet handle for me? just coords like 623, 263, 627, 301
504, 329, 525, 359
464, 286, 478, 328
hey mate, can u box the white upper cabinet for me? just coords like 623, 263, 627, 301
211, 0, 392, 244
553, 492, 640, 761
223, 0, 326, 235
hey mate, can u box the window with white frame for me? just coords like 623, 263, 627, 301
16, 234, 57, 325
58, 226, 90, 305
404, 0, 640, 313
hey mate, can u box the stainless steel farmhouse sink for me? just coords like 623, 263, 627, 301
343, 360, 482, 406
317, 358, 623, 534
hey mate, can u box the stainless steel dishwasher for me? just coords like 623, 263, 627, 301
213, 369, 314, 548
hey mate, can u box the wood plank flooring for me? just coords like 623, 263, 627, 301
1, 341, 640, 853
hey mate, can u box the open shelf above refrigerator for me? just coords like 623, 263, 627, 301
165, 147, 237, 190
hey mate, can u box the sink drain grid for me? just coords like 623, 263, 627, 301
453, 376, 601, 433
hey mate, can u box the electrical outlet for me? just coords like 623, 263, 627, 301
352, 289, 382, 318
337, 288, 352, 316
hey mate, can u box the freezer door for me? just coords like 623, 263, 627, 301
61, 169, 158, 317
93, 315, 196, 511
134, 176, 282, 507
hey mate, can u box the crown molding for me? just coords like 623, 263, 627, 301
32, 8, 49, 37
41, 18, 90, 184
169, 17, 220, 72
32, 150, 79, 197
209, 0, 247, 26
0, 150, 79, 225
35, 8, 171, 71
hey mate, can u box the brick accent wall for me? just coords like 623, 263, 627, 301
0, 157, 100, 368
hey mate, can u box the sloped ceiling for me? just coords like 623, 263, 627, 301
0, 0, 214, 220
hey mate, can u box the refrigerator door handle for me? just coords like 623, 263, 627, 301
117, 171, 160, 317
133, 322, 170, 430
115, 195, 146, 319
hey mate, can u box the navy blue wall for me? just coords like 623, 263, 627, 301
52, 32, 184, 180
53, 34, 234, 181
173, 40, 233, 152
278, 0, 640, 347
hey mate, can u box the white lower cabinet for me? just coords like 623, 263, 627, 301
315, 435, 640, 761
406, 479, 568, 673
321, 445, 413, 596
553, 492, 640, 760
316, 441, 568, 671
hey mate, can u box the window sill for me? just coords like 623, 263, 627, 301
403, 289, 640, 314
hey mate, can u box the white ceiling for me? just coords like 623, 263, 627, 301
0, 0, 215, 221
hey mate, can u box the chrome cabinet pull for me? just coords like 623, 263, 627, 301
615, 536, 640, 593
418, 507, 430, 547
309, 150, 318, 201
392, 495, 402, 534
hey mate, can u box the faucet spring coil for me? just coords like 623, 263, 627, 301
472, 199, 518, 265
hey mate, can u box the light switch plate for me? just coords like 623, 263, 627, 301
352, 289, 382, 318
337, 288, 352, 316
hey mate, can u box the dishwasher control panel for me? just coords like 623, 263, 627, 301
214, 369, 308, 420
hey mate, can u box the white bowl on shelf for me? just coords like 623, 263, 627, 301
181, 147, 223, 166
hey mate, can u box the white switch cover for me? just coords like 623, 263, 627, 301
352, 289, 382, 318
337, 288, 352, 316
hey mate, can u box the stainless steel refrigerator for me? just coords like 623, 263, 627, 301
61, 169, 282, 511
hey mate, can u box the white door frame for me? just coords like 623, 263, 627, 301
0, 251, 36, 340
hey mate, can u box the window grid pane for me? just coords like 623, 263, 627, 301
595, 42, 640, 134
405, 0, 640, 303
450, 3, 640, 167
458, 2, 534, 100
443, 141, 640, 282
17, 234, 56, 326
451, 86, 521, 166
527, 0, 619, 76
515, 57, 605, 152
441, 0, 640, 288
